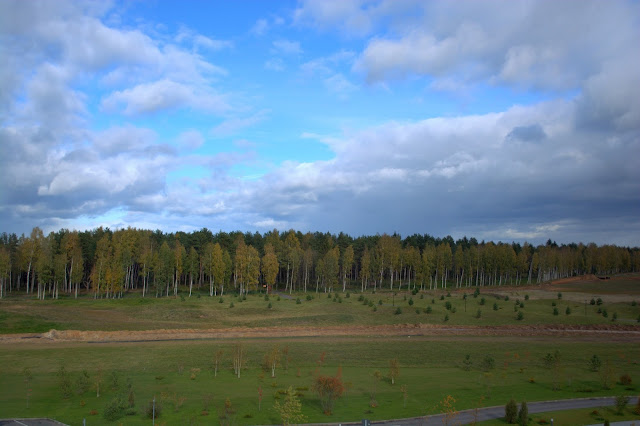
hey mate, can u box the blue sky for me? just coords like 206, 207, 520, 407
1, 0, 639, 245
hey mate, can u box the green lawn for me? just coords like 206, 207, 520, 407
1, 336, 639, 425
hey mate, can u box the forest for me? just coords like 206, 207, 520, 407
0, 227, 638, 300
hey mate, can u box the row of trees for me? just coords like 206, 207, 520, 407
0, 227, 638, 299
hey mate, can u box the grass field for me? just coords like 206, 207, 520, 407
0, 278, 639, 334
0, 274, 639, 424
1, 336, 639, 425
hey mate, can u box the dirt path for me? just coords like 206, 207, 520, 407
1, 323, 639, 345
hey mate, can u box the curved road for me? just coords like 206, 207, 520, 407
367, 396, 640, 425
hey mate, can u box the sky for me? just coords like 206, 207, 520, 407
0, 0, 639, 246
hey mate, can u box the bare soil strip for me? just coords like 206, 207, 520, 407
1, 323, 639, 345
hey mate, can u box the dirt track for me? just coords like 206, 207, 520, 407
2, 323, 639, 345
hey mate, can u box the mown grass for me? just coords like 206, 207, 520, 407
1, 336, 639, 424
1, 284, 639, 333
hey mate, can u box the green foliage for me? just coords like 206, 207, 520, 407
75, 370, 90, 395
103, 394, 127, 421
481, 355, 495, 372
264, 295, 269, 301
615, 395, 628, 414
473, 287, 480, 298
597, 298, 603, 305
505, 398, 518, 423
443, 314, 449, 322
378, 299, 383, 305
267, 302, 272, 309
505, 295, 509, 301
440, 295, 445, 301
229, 302, 235, 308
543, 350, 560, 369
552, 301, 557, 307
553, 307, 559, 316
557, 292, 562, 300
273, 386, 306, 425
602, 309, 608, 318
619, 374, 632, 386
612, 312, 617, 321
445, 301, 452, 310
219, 297, 224, 304
306, 294, 313, 301
525, 295, 529, 301
394, 307, 402, 315
479, 297, 485, 306
518, 401, 528, 426
408, 298, 414, 306
493, 302, 498, 311
588, 355, 602, 372
57, 366, 72, 399
475, 309, 482, 319
565, 306, 571, 315
516, 311, 524, 321
462, 354, 472, 371
296, 298, 301, 304
425, 306, 432, 314
590, 298, 596, 305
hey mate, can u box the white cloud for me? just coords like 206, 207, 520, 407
211, 110, 269, 136
101, 79, 229, 115
272, 39, 302, 55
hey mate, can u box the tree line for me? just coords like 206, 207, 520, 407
0, 227, 638, 299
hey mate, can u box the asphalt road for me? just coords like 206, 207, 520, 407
370, 396, 640, 425
0, 420, 67, 426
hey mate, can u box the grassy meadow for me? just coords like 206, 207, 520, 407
0, 275, 639, 424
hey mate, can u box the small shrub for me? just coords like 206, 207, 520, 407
505, 399, 518, 423
519, 302, 524, 308
196, 293, 201, 299
378, 299, 383, 305
597, 297, 603, 305
267, 302, 272, 309
615, 395, 628, 414
296, 298, 301, 304
480, 297, 486, 305
620, 374, 632, 386
551, 301, 556, 307
516, 311, 524, 321
358, 295, 364, 301
229, 302, 234, 308
481, 355, 495, 371
443, 314, 449, 322
462, 354, 472, 371
475, 309, 482, 319
518, 401, 528, 426
431, 298, 436, 304
590, 298, 596, 305
505, 295, 509, 301
602, 309, 608, 318
445, 301, 452, 310
395, 307, 402, 315
612, 312, 617, 322
524, 294, 529, 300
306, 294, 313, 301
451, 306, 456, 313
440, 295, 445, 301
145, 400, 162, 419
415, 308, 420, 314
446, 292, 451, 297
218, 297, 224, 303
588, 355, 602, 372
565, 306, 571, 315
473, 287, 480, 298
425, 306, 432, 314
631, 300, 637, 306
493, 302, 499, 311
368, 300, 373, 307
264, 295, 269, 301
420, 294, 424, 299
180, 294, 185, 301
408, 298, 414, 306
103, 396, 126, 421
277, 296, 281, 301
372, 306, 377, 312
557, 292, 562, 300
346, 292, 350, 298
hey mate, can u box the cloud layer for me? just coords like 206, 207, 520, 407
1, 0, 638, 246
